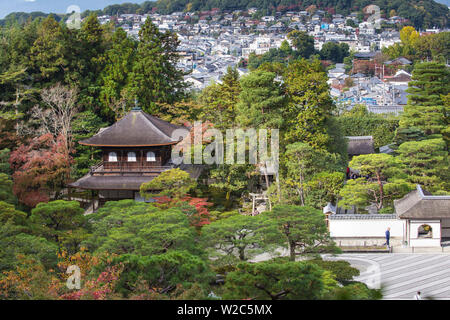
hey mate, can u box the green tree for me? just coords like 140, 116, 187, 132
0, 225, 58, 271
340, 154, 412, 211
287, 30, 315, 59
283, 142, 343, 206
320, 42, 349, 63
99, 27, 136, 120
284, 59, 335, 150
209, 163, 256, 208
309, 258, 360, 285
198, 66, 240, 129
30, 200, 87, 247
201, 214, 269, 263
393, 127, 426, 147
0, 201, 27, 226
305, 171, 345, 209
0, 149, 11, 175
29, 15, 67, 82
0, 173, 15, 204
113, 250, 212, 297
128, 18, 187, 114
236, 70, 286, 129
261, 205, 337, 261
223, 260, 325, 300
400, 62, 449, 135
140, 168, 196, 200
71, 110, 108, 179
397, 138, 449, 192
86, 200, 197, 256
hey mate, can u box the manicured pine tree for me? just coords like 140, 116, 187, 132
400, 62, 449, 135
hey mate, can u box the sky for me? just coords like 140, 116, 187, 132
0, 0, 449, 19
0, 0, 148, 19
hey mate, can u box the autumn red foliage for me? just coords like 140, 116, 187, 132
9, 133, 72, 207
154, 196, 212, 227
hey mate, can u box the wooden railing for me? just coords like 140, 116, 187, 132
89, 162, 173, 176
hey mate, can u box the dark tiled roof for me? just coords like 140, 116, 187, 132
329, 214, 397, 220
68, 175, 156, 190
387, 73, 411, 82
394, 185, 450, 219
80, 109, 188, 147
346, 136, 375, 155
354, 52, 378, 59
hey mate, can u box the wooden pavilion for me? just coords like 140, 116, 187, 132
68, 107, 195, 208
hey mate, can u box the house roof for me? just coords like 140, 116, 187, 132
354, 52, 378, 59
386, 73, 411, 83
68, 164, 205, 190
79, 109, 188, 147
68, 175, 156, 190
385, 57, 412, 65
395, 185, 450, 219
346, 136, 375, 155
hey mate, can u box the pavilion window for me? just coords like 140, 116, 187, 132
108, 152, 118, 162
147, 151, 156, 162
127, 152, 137, 162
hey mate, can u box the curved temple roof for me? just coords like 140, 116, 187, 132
79, 109, 189, 147
395, 185, 450, 219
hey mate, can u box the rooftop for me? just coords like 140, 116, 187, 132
80, 109, 188, 147
346, 136, 375, 155
394, 185, 450, 219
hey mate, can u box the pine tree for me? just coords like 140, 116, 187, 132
199, 66, 240, 129
400, 62, 449, 135
283, 59, 335, 150
99, 28, 136, 120
127, 18, 187, 114
236, 70, 286, 129
29, 15, 67, 82
397, 138, 449, 192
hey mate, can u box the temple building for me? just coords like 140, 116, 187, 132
68, 107, 196, 208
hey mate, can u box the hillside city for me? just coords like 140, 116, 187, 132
91, 8, 447, 111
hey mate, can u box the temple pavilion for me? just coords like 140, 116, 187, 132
68, 107, 198, 208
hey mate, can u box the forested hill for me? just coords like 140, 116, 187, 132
1, 0, 449, 29
152, 0, 449, 28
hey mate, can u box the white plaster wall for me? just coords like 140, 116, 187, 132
329, 219, 404, 238
409, 220, 441, 247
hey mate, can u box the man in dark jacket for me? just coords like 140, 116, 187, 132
384, 227, 391, 248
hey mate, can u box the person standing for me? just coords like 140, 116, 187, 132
384, 227, 391, 249
414, 291, 422, 300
